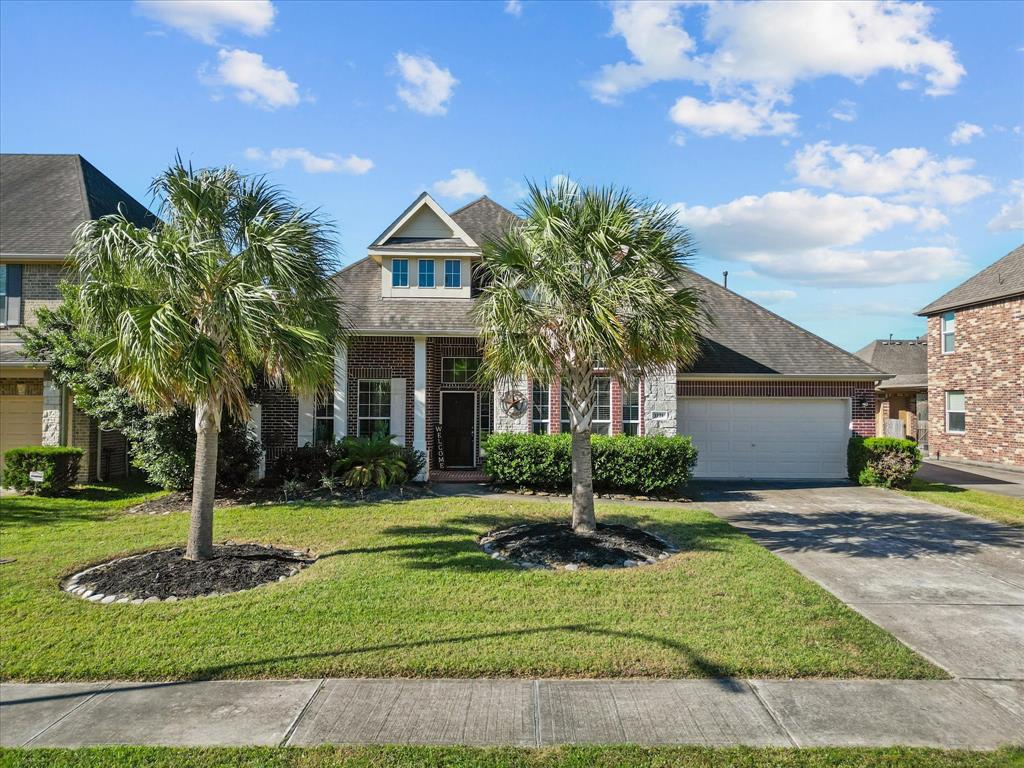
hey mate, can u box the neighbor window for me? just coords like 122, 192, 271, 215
941, 311, 955, 353
391, 259, 409, 287
418, 259, 435, 288
444, 259, 461, 288
945, 391, 965, 433
314, 385, 334, 445
532, 381, 550, 434
622, 381, 640, 435
441, 357, 480, 384
357, 380, 391, 437
592, 377, 611, 435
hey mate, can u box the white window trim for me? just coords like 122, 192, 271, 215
357, 379, 392, 438
941, 311, 955, 355
945, 391, 966, 434
443, 259, 462, 289
622, 381, 640, 435
391, 258, 409, 289
532, 382, 550, 434
440, 356, 481, 384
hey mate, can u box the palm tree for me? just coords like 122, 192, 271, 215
73, 159, 343, 560
474, 180, 705, 533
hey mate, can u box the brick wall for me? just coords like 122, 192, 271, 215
676, 379, 877, 437
0, 263, 67, 343
347, 336, 415, 446
926, 297, 1024, 468
258, 384, 298, 467
427, 337, 483, 467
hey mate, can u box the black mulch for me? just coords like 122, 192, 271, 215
74, 544, 316, 599
480, 522, 677, 569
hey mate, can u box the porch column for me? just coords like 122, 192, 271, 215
41, 379, 61, 446
333, 343, 347, 441
643, 366, 677, 436
413, 336, 427, 479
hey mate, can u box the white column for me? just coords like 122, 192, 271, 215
413, 336, 428, 480
248, 403, 264, 479
333, 343, 348, 440
297, 395, 315, 447
643, 366, 677, 436
390, 378, 406, 446
41, 380, 61, 446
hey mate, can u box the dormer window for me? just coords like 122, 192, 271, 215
392, 259, 409, 288
444, 259, 461, 288
418, 259, 435, 288
941, 311, 955, 353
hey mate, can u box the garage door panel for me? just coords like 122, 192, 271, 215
0, 394, 44, 471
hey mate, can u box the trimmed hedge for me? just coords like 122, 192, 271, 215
482, 433, 698, 495
2, 446, 84, 495
847, 436, 922, 489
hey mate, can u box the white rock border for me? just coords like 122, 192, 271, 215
478, 525, 679, 572
61, 543, 315, 604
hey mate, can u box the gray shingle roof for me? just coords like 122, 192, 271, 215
450, 196, 518, 246
917, 244, 1024, 315
376, 237, 473, 251
854, 339, 928, 390
1, 154, 154, 257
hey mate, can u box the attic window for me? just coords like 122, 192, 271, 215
392, 259, 409, 288
444, 259, 461, 288
418, 259, 435, 288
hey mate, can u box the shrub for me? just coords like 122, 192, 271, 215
269, 442, 345, 484
334, 434, 407, 489
398, 445, 427, 483
2, 446, 84, 495
847, 436, 921, 489
482, 433, 698, 495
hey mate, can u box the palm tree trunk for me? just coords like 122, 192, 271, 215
571, 429, 596, 533
185, 398, 221, 561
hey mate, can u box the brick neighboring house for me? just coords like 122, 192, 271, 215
257, 192, 888, 481
0, 154, 154, 480
916, 245, 1024, 470
854, 338, 929, 449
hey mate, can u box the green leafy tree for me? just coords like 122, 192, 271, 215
73, 159, 343, 560
473, 181, 705, 532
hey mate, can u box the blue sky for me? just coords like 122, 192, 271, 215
2, 0, 1022, 351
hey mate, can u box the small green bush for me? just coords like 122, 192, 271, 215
2, 446, 84, 495
334, 434, 407, 489
482, 433, 698, 495
848, 436, 922, 488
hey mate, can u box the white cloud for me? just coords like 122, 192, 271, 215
244, 147, 373, 175
672, 189, 963, 286
746, 289, 797, 304
791, 141, 993, 206
829, 99, 857, 123
949, 121, 984, 145
432, 169, 488, 199
395, 53, 457, 116
505, 0, 523, 17
669, 96, 797, 138
987, 180, 1024, 232
202, 48, 300, 109
135, 0, 274, 44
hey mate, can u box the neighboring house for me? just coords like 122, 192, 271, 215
0, 154, 153, 480
916, 245, 1024, 469
854, 338, 928, 449
257, 192, 888, 481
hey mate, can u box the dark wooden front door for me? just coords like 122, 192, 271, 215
441, 392, 476, 467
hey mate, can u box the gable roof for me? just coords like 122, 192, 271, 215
917, 244, 1024, 315
1, 154, 154, 257
854, 339, 928, 390
450, 196, 518, 247
370, 192, 477, 250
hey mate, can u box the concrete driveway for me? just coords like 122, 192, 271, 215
916, 459, 1024, 499
695, 483, 1024, 681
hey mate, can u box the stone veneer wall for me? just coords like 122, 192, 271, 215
926, 297, 1024, 468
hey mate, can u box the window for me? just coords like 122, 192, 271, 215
391, 259, 409, 287
592, 377, 611, 435
531, 381, 550, 434
418, 259, 435, 288
941, 311, 955, 353
357, 380, 391, 437
480, 394, 492, 438
560, 380, 571, 433
945, 391, 965, 433
314, 385, 334, 445
444, 259, 461, 288
441, 357, 480, 383
622, 381, 640, 435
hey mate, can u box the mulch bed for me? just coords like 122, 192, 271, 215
65, 544, 316, 601
480, 522, 678, 570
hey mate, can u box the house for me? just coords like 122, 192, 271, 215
854, 338, 928, 448
916, 245, 1024, 469
0, 154, 154, 480
256, 192, 889, 481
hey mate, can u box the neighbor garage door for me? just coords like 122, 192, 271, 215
678, 397, 849, 479
0, 394, 43, 472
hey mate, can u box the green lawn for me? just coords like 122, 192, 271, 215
0, 482, 940, 681
902, 479, 1024, 529
2, 746, 1021, 768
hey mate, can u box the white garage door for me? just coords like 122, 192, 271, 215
0, 394, 43, 471
678, 397, 850, 479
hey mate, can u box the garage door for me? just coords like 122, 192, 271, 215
678, 397, 850, 479
0, 394, 43, 471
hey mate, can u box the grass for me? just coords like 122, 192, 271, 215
2, 746, 1022, 768
0, 482, 941, 681
902, 479, 1024, 529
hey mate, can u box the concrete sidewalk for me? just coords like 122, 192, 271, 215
2, 677, 1022, 750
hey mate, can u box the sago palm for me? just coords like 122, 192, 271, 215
473, 180, 705, 533
73, 159, 343, 560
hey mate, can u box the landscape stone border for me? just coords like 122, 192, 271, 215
61, 543, 315, 604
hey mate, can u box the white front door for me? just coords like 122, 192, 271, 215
678, 397, 850, 479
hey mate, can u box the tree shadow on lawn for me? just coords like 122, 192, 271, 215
1, 481, 160, 528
